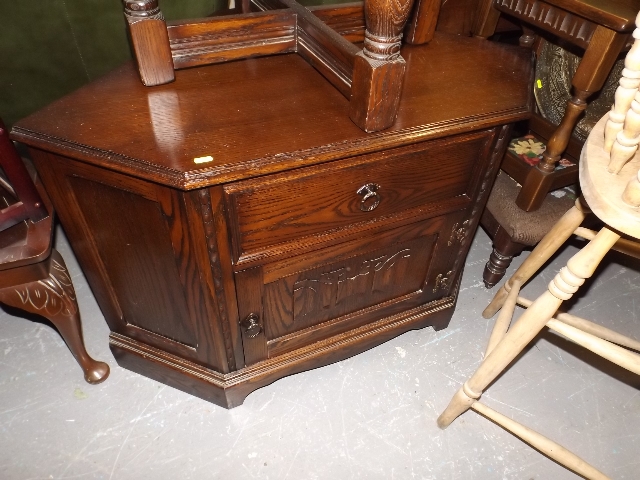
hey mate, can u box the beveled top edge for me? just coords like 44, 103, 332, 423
13, 107, 530, 190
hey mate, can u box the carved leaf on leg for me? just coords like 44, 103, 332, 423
9, 256, 78, 318
0, 250, 110, 384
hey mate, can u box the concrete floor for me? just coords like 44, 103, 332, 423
1, 224, 639, 480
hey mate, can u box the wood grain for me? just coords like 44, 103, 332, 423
124, 0, 175, 86
225, 131, 491, 257
17, 34, 533, 407
168, 11, 297, 69
13, 35, 532, 189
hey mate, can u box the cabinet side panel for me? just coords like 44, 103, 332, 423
68, 176, 198, 348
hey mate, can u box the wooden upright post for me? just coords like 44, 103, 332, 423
123, 0, 175, 86
349, 0, 416, 132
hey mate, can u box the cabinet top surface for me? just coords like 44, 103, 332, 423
13, 33, 532, 189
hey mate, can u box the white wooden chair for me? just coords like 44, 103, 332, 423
437, 11, 640, 480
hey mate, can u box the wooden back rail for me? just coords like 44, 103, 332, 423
122, 0, 440, 132
0, 119, 48, 232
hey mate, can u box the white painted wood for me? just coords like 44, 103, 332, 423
471, 402, 611, 480
609, 95, 640, 173
482, 202, 588, 319
604, 11, 640, 153
546, 318, 640, 375
623, 171, 640, 206
484, 281, 520, 357
581, 116, 640, 237
517, 296, 640, 351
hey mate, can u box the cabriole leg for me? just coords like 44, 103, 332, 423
0, 250, 109, 384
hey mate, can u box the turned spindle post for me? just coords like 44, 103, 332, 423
438, 227, 620, 429
349, 0, 416, 132
609, 93, 640, 173
605, 12, 640, 152
623, 170, 640, 206
123, 0, 175, 86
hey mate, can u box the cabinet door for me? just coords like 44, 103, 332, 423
235, 213, 463, 366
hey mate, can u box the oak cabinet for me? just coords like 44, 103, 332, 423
12, 35, 532, 407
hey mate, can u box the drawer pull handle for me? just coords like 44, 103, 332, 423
357, 183, 381, 212
240, 313, 262, 338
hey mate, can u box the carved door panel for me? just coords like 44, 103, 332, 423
235, 212, 465, 366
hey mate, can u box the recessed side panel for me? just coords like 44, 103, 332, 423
68, 177, 198, 348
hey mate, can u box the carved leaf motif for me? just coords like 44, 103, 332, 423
6, 257, 77, 318
293, 248, 411, 320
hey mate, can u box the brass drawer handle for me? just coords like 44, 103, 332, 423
356, 183, 381, 212
240, 313, 262, 338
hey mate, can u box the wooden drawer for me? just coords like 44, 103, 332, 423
225, 130, 495, 263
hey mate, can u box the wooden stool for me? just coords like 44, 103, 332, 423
436, 20, 640, 476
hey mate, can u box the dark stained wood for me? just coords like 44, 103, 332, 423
309, 3, 366, 42
480, 207, 527, 288
32, 153, 230, 372
234, 267, 268, 365
474, 0, 635, 213
405, 0, 441, 44
491, 0, 597, 48
15, 35, 533, 408
225, 131, 493, 260
263, 217, 442, 356
349, 0, 416, 131
123, 0, 175, 86
536, 0, 638, 32
0, 125, 109, 384
0, 120, 48, 231
110, 296, 456, 408
13, 35, 532, 189
472, 0, 502, 37
517, 26, 629, 210
122, 0, 409, 132
167, 11, 297, 69
284, 0, 359, 98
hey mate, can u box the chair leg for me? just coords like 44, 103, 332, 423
483, 199, 588, 319
0, 250, 109, 384
483, 225, 526, 288
438, 227, 619, 429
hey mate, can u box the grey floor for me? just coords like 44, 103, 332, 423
1, 225, 639, 480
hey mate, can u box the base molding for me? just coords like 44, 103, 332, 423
110, 294, 457, 408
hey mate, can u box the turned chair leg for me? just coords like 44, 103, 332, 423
483, 226, 527, 288
0, 250, 109, 384
483, 199, 589, 320
438, 227, 620, 429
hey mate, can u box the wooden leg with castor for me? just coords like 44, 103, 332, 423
0, 250, 110, 384
483, 199, 589, 320
439, 227, 620, 429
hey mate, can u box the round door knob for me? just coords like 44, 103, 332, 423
240, 313, 262, 338
356, 183, 381, 212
